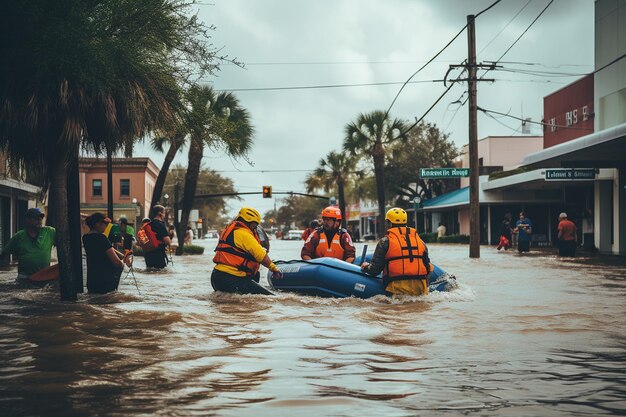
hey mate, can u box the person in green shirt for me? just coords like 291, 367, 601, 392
1, 207, 57, 281
117, 217, 135, 252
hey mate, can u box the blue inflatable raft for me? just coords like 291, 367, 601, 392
267, 258, 457, 298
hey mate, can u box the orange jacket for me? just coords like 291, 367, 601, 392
314, 230, 345, 259
213, 221, 261, 277
384, 227, 429, 286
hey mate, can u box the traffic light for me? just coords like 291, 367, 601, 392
262, 185, 272, 198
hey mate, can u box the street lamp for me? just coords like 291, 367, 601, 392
131, 197, 140, 227
163, 194, 170, 226
413, 196, 421, 231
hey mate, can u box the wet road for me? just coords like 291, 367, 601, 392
1, 240, 625, 416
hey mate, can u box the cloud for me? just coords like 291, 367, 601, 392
132, 0, 594, 217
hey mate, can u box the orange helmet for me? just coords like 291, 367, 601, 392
321, 206, 342, 220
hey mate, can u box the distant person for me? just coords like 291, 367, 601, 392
257, 224, 271, 252
301, 207, 355, 263
361, 208, 431, 296
139, 205, 172, 269
497, 213, 512, 251
436, 222, 447, 239
82, 213, 130, 294
514, 211, 532, 253
557, 212, 577, 257
167, 225, 176, 240
301, 220, 319, 241
184, 226, 194, 245
118, 217, 135, 252
212, 207, 282, 295
0, 207, 56, 282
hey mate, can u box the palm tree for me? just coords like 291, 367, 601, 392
149, 130, 187, 211
176, 85, 254, 255
343, 111, 408, 237
305, 151, 359, 229
0, 1, 222, 300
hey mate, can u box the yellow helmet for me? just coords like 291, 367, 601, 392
237, 207, 261, 224
385, 207, 407, 224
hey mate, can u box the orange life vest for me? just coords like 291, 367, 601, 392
384, 227, 429, 287
314, 229, 345, 260
213, 221, 261, 277
136, 222, 160, 253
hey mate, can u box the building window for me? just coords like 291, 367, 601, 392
92, 179, 102, 197
120, 179, 130, 197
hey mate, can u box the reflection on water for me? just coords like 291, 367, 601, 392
1, 241, 625, 416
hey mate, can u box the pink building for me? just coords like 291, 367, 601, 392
79, 157, 160, 226
460, 136, 543, 188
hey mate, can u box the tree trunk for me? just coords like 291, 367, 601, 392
50, 156, 77, 301
176, 137, 203, 255
151, 134, 184, 211
373, 143, 386, 238
337, 176, 347, 229
67, 146, 84, 293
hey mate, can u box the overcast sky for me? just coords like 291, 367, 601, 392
133, 0, 594, 217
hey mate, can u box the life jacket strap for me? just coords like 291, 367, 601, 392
215, 246, 257, 262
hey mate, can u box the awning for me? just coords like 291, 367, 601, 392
523, 121, 626, 168
421, 187, 468, 211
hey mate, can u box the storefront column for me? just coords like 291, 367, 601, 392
618, 166, 626, 255
595, 180, 614, 253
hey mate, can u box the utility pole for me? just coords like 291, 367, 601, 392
467, 14, 480, 259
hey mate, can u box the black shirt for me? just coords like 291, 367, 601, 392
83, 232, 120, 293
144, 219, 169, 269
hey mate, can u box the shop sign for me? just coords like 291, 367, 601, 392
419, 168, 470, 178
544, 168, 596, 181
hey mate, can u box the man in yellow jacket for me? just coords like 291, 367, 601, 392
211, 207, 282, 295
360, 207, 431, 296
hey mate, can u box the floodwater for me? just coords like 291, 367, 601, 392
1, 240, 625, 416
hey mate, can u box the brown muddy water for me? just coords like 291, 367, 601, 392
1, 240, 625, 416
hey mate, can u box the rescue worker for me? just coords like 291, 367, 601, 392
301, 220, 319, 241
301, 207, 355, 263
211, 207, 282, 295
360, 207, 431, 296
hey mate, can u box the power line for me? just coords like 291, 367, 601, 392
479, 0, 555, 82
224, 59, 460, 66
477, 106, 594, 132
215, 79, 441, 92
385, 0, 502, 117
478, 0, 532, 57
494, 0, 554, 64
215, 76, 567, 93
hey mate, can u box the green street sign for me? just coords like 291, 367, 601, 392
419, 167, 470, 178
544, 168, 596, 181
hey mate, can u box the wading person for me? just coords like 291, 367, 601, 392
301, 207, 355, 263
83, 213, 130, 294
557, 212, 577, 257
0, 207, 56, 282
497, 213, 512, 251
514, 211, 533, 253
212, 207, 282, 295
138, 205, 172, 270
118, 217, 135, 252
360, 208, 431, 296
301, 220, 319, 241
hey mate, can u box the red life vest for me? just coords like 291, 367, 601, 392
384, 227, 429, 287
213, 221, 261, 277
314, 229, 345, 260
136, 222, 160, 253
